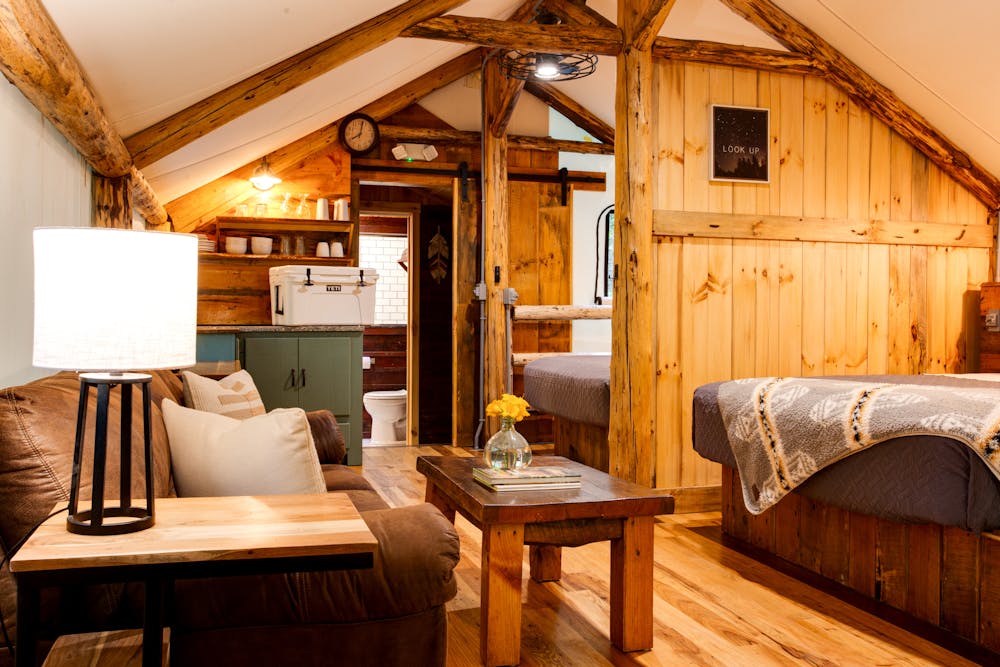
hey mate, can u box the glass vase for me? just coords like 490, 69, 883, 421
484, 417, 532, 471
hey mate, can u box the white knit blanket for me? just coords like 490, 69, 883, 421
717, 377, 1000, 514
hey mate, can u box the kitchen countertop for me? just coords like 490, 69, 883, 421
198, 325, 364, 333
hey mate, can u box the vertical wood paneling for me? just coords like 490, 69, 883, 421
778, 242, 802, 376
823, 243, 846, 375
655, 237, 683, 488
731, 241, 757, 379
655, 60, 685, 210
684, 63, 711, 213
651, 65, 993, 489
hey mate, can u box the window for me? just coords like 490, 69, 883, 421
595, 205, 614, 303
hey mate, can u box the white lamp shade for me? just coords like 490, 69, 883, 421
33, 227, 198, 371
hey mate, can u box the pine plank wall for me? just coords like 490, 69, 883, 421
650, 62, 995, 490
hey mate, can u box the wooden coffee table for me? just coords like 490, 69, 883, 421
11, 493, 378, 667
416, 455, 674, 666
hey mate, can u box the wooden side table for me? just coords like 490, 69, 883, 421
12, 493, 377, 667
416, 455, 674, 667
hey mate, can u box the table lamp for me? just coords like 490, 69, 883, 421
33, 227, 197, 535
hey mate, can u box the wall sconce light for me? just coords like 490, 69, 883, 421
250, 156, 281, 191
391, 143, 438, 162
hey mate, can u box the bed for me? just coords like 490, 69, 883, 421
694, 373, 1000, 658
523, 354, 611, 472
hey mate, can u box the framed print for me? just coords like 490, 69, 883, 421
710, 104, 769, 183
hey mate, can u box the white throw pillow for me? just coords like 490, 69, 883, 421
180, 369, 266, 419
162, 399, 326, 497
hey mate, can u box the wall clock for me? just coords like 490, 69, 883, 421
339, 112, 380, 156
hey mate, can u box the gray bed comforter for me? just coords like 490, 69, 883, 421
694, 374, 1000, 532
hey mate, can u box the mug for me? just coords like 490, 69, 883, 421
330, 241, 345, 257
316, 242, 331, 258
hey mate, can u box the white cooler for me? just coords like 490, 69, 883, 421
269, 266, 379, 325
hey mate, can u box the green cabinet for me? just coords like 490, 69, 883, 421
240, 332, 363, 465
196, 333, 237, 361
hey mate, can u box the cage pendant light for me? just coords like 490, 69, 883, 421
497, 13, 597, 82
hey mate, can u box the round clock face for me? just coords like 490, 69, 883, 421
340, 113, 379, 156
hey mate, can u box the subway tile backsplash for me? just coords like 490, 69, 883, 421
359, 234, 407, 325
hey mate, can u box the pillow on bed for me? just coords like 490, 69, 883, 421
181, 369, 266, 419
162, 399, 325, 497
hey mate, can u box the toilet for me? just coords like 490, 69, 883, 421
363, 389, 407, 444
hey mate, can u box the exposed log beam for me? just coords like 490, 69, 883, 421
652, 37, 819, 75
508, 0, 546, 23
130, 167, 169, 228
0, 0, 131, 177
630, 0, 677, 51
0, 0, 169, 225
380, 124, 613, 154
126, 0, 468, 168
525, 80, 615, 144
165, 50, 483, 231
352, 158, 606, 192
540, 0, 617, 29
482, 56, 510, 436
402, 15, 621, 55
489, 77, 525, 137
610, 0, 656, 486
718, 0, 1000, 210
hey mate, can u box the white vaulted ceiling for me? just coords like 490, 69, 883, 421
37, 0, 1000, 204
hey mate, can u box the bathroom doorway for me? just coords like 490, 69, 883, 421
358, 199, 456, 445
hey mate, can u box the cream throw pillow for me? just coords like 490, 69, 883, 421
181, 369, 266, 419
162, 399, 326, 497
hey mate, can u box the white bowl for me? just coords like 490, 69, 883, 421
251, 236, 273, 255
225, 237, 247, 254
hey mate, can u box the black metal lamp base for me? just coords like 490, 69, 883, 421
68, 373, 156, 536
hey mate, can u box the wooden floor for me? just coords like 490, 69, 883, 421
359, 445, 977, 667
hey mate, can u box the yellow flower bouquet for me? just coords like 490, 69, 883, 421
486, 394, 531, 422
484, 394, 532, 470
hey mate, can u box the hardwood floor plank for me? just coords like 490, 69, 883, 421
361, 446, 974, 665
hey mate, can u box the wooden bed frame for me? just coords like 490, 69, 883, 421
721, 465, 1000, 657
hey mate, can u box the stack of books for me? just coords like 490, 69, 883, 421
473, 466, 582, 492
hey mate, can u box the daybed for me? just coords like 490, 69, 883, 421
694, 374, 1000, 658
523, 354, 611, 471
0, 370, 460, 667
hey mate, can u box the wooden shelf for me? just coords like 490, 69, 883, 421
196, 216, 356, 261
200, 252, 353, 264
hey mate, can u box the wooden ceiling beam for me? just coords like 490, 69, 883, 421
379, 124, 614, 154
719, 0, 1000, 210
525, 80, 615, 145
402, 15, 621, 55
488, 77, 526, 137
652, 37, 819, 75
0, 0, 130, 177
539, 0, 617, 29
165, 50, 483, 231
126, 0, 469, 169
630, 0, 678, 51
0, 0, 167, 225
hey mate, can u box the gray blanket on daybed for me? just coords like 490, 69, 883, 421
694, 374, 1000, 532
718, 376, 1000, 514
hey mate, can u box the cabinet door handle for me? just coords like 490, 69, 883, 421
300, 368, 306, 387
288, 368, 296, 389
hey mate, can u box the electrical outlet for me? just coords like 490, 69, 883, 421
986, 309, 1000, 331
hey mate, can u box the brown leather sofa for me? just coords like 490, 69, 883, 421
0, 370, 459, 666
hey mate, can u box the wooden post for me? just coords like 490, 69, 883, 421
92, 175, 132, 229
453, 178, 479, 446
610, 0, 660, 486
482, 56, 510, 426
